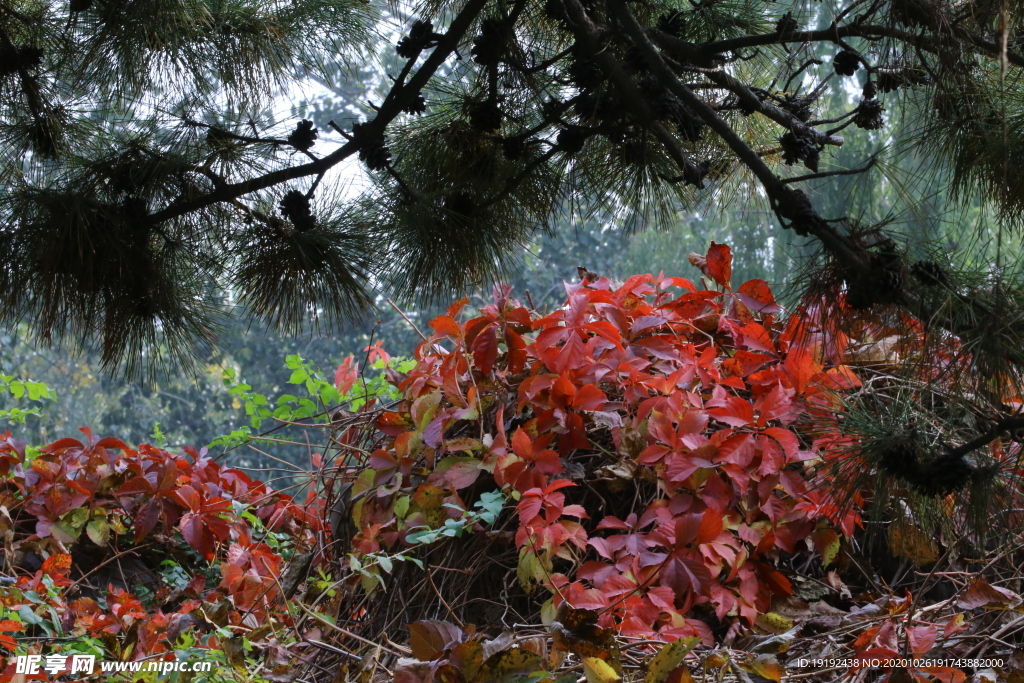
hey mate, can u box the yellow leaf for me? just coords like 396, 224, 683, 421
751, 654, 785, 682
754, 612, 794, 635
888, 524, 938, 567
812, 527, 840, 567
582, 657, 620, 683
703, 652, 728, 669
644, 637, 699, 683
471, 648, 542, 683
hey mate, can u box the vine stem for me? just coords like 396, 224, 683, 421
386, 299, 428, 341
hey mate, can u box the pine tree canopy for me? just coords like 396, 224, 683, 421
0, 0, 1022, 375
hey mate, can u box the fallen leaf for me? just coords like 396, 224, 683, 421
644, 637, 699, 683
470, 647, 542, 683
959, 580, 1021, 610
408, 619, 464, 661
583, 657, 621, 683
751, 654, 785, 682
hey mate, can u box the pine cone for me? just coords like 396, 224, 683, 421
544, 0, 568, 23
573, 92, 598, 119
862, 80, 877, 100
891, 0, 935, 29
914, 452, 975, 496
876, 69, 903, 93
853, 98, 884, 130
29, 115, 60, 157
845, 283, 875, 310
469, 101, 502, 132
623, 45, 649, 73
639, 76, 696, 133
567, 57, 604, 91
776, 13, 798, 40
206, 127, 234, 148
444, 192, 476, 219
287, 119, 318, 151
780, 130, 819, 171
352, 123, 391, 170
501, 135, 533, 161
617, 130, 647, 166
780, 93, 813, 122
782, 188, 826, 237
403, 94, 427, 115
878, 442, 922, 482
911, 260, 947, 287
0, 45, 43, 76
658, 11, 687, 37
280, 190, 315, 232
594, 94, 620, 122
0, 46, 19, 76
833, 50, 860, 77
69, 0, 92, 11
556, 127, 587, 154
396, 20, 439, 59
471, 19, 508, 65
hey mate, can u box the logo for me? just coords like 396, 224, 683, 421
14, 655, 96, 676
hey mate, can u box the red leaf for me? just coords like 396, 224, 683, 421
735, 279, 780, 313
517, 491, 544, 523
334, 356, 359, 393
116, 475, 154, 500
942, 613, 968, 637
762, 427, 799, 461
429, 315, 462, 338
555, 333, 586, 374
180, 511, 215, 560
958, 580, 1021, 609
706, 386, 754, 427
573, 384, 607, 411
378, 411, 414, 436
471, 325, 499, 375
446, 297, 470, 318
705, 242, 732, 289
661, 548, 713, 597
753, 561, 792, 595
134, 498, 161, 542
505, 329, 528, 374
906, 624, 937, 656
170, 485, 201, 512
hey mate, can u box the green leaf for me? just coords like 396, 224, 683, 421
18, 605, 43, 625
86, 512, 111, 546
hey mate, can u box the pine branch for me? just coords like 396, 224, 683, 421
695, 22, 1024, 69
780, 157, 877, 184
650, 30, 845, 148
149, 0, 491, 226
557, 0, 710, 187
604, 0, 871, 274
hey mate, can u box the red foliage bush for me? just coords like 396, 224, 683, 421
348, 243, 863, 643
0, 429, 319, 669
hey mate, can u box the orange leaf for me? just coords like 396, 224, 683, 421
705, 242, 732, 290
429, 315, 462, 338
41, 553, 72, 577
